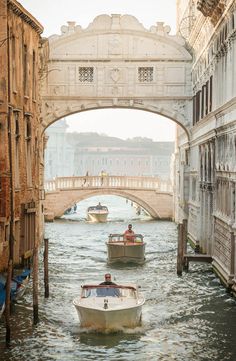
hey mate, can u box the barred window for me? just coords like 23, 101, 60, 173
79, 67, 94, 82
138, 67, 153, 82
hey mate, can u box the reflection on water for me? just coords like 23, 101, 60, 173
0, 196, 236, 361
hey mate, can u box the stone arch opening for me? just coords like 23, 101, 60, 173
43, 106, 189, 141
54, 189, 168, 220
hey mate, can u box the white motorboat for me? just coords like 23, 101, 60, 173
106, 234, 146, 264
73, 283, 145, 330
87, 204, 108, 223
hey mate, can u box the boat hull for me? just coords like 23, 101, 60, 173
87, 212, 108, 223
73, 300, 143, 330
107, 242, 146, 264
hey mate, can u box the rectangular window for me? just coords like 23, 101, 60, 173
25, 115, 32, 186
12, 35, 17, 92
201, 85, 205, 119
205, 80, 209, 116
209, 76, 213, 112
14, 112, 20, 188
78, 67, 94, 82
193, 95, 196, 125
196, 90, 201, 123
32, 50, 36, 100
138, 67, 153, 82
23, 45, 28, 95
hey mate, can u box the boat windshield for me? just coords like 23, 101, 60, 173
87, 206, 108, 212
82, 286, 136, 298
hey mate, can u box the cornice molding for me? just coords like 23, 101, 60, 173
7, 0, 43, 35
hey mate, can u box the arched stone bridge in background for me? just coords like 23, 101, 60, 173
44, 175, 173, 221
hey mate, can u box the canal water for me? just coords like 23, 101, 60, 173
0, 195, 236, 361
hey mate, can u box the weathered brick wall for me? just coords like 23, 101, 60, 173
0, 0, 43, 271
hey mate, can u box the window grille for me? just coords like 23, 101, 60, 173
138, 67, 153, 82
79, 67, 94, 82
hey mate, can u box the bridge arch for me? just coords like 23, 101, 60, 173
40, 14, 192, 138
61, 190, 162, 219
43, 105, 190, 141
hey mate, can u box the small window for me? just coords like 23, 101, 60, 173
79, 67, 94, 82
138, 67, 153, 83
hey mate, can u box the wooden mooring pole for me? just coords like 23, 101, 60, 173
33, 246, 39, 325
177, 223, 184, 276
230, 232, 235, 277
5, 259, 13, 345
44, 238, 49, 298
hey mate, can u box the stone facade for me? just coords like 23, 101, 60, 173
39, 15, 192, 133
0, 0, 43, 270
176, 0, 236, 291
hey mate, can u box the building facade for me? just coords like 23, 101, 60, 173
0, 0, 43, 270
44, 120, 74, 180
176, 0, 236, 292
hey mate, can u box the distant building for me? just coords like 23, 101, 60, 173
44, 120, 74, 179
44, 119, 174, 180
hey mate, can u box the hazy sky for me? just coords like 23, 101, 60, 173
20, 0, 177, 141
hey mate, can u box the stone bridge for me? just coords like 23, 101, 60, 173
44, 176, 173, 221
39, 14, 192, 138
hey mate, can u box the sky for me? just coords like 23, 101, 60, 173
20, 0, 177, 141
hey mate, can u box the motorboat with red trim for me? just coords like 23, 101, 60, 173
106, 233, 146, 264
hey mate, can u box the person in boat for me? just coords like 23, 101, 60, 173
96, 202, 102, 209
123, 224, 135, 242
99, 273, 116, 285
98, 274, 120, 297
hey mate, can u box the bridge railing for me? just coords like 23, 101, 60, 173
44, 176, 173, 193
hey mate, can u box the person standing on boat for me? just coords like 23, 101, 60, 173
99, 273, 116, 285
124, 224, 135, 242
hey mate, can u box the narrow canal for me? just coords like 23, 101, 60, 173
0, 196, 236, 361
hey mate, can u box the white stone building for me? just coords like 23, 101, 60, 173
44, 119, 74, 179
176, 0, 236, 292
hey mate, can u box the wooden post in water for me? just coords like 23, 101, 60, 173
33, 246, 39, 325
44, 238, 49, 298
177, 223, 184, 276
183, 219, 188, 269
230, 232, 235, 278
5, 259, 13, 345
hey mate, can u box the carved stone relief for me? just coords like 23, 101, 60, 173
110, 68, 120, 83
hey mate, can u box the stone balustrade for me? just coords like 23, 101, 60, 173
44, 176, 173, 193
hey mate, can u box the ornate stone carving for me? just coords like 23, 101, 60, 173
172, 101, 186, 118
110, 68, 120, 83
